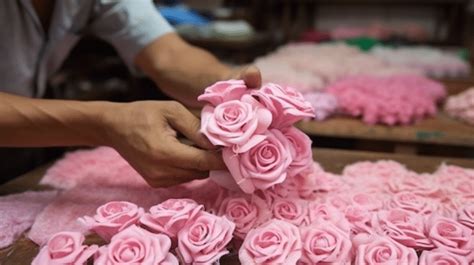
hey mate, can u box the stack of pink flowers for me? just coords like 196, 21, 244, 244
28, 80, 473, 264
444, 88, 474, 125
198, 80, 316, 193
327, 75, 446, 125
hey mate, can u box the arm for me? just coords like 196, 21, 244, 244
0, 92, 224, 187
135, 33, 261, 107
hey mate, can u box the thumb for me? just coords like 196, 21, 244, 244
164, 101, 215, 150
237, 65, 262, 89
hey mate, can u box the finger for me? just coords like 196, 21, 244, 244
165, 139, 226, 171
239, 65, 261, 89
164, 101, 215, 150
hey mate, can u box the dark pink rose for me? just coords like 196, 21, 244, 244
140, 198, 203, 239
281, 127, 313, 177
79, 201, 144, 242
372, 209, 434, 250
426, 215, 473, 256
251, 83, 315, 128
353, 233, 418, 265
32, 232, 98, 265
200, 97, 272, 153
94, 225, 178, 265
239, 219, 302, 265
271, 198, 309, 226
387, 191, 436, 215
218, 195, 271, 239
419, 249, 469, 265
223, 129, 293, 193
299, 221, 352, 264
197, 79, 248, 106
457, 203, 474, 230
177, 212, 235, 265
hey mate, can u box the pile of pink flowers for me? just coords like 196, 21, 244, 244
198, 80, 316, 193
30, 80, 473, 264
445, 87, 474, 126
327, 75, 446, 125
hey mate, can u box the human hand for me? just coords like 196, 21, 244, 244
227, 65, 262, 89
100, 100, 225, 187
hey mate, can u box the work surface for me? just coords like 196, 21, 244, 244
1, 148, 473, 265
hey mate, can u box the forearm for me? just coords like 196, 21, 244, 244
0, 92, 111, 147
135, 33, 233, 107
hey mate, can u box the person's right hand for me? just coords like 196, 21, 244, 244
100, 100, 225, 187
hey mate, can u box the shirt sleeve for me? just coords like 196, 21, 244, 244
88, 0, 174, 71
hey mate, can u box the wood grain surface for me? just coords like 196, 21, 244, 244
0, 148, 473, 264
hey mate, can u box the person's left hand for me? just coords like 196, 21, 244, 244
227, 65, 262, 89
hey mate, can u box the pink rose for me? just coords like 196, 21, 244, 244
353, 233, 418, 265
272, 198, 309, 226
218, 195, 271, 239
419, 249, 469, 265
457, 203, 474, 230
349, 192, 384, 212
177, 212, 235, 265
372, 209, 434, 250
307, 202, 351, 233
200, 97, 272, 152
251, 83, 315, 128
299, 221, 352, 264
426, 215, 473, 256
197, 79, 248, 106
344, 205, 374, 234
79, 201, 144, 242
32, 231, 98, 265
223, 129, 293, 193
140, 198, 203, 239
388, 172, 441, 197
281, 127, 313, 177
94, 225, 178, 265
239, 219, 302, 265
387, 191, 436, 215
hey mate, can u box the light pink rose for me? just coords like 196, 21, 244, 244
388, 172, 441, 197
349, 192, 384, 212
239, 219, 302, 265
32, 231, 98, 265
251, 83, 315, 128
79, 201, 144, 242
419, 249, 469, 265
353, 233, 418, 265
140, 198, 203, 239
426, 215, 474, 256
457, 203, 474, 230
197, 79, 248, 106
177, 212, 235, 265
94, 225, 178, 265
281, 127, 313, 177
218, 195, 271, 239
272, 198, 309, 226
299, 221, 352, 264
223, 129, 293, 193
308, 202, 351, 233
344, 205, 374, 234
200, 97, 272, 153
371, 209, 434, 250
387, 191, 436, 215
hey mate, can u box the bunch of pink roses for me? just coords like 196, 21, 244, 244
32, 199, 235, 265
199, 80, 315, 193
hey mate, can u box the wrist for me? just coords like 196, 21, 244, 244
83, 101, 123, 147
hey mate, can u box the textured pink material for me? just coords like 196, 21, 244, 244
444, 88, 474, 125
327, 75, 446, 125
303, 92, 339, 121
0, 190, 57, 249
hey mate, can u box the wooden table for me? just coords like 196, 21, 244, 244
297, 113, 474, 148
1, 148, 473, 265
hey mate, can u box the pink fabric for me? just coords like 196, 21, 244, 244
0, 190, 57, 248
445, 88, 474, 126
327, 75, 446, 125
303, 92, 339, 121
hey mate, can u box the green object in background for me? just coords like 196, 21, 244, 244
345, 37, 380, 51
458, 48, 469, 61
